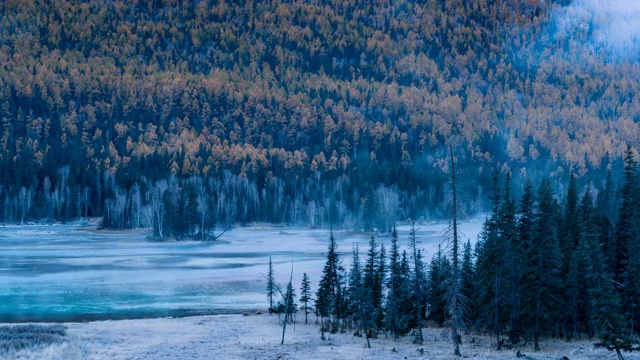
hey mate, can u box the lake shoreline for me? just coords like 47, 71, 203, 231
0, 307, 263, 324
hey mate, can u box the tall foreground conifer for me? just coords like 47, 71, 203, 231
521, 179, 562, 351
300, 273, 312, 324
315, 232, 343, 332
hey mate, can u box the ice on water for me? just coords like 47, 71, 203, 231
0, 220, 482, 322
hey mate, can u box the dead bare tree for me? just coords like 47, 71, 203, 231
260, 260, 296, 345
449, 142, 462, 357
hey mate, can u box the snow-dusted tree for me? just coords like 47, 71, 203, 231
410, 223, 427, 344
130, 184, 141, 228
17, 186, 32, 224
299, 273, 312, 324
347, 245, 373, 348
307, 200, 317, 228
195, 180, 213, 240
149, 179, 168, 239
315, 232, 343, 332
267, 256, 275, 314
376, 185, 399, 232
363, 235, 384, 332
386, 227, 411, 338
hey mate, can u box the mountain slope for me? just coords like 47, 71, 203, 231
0, 0, 637, 228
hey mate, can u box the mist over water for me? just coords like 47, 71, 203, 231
555, 0, 640, 55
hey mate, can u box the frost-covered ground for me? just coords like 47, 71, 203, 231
4, 313, 637, 360
0, 219, 483, 322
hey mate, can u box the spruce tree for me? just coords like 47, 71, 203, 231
521, 179, 563, 351
560, 173, 581, 338
400, 250, 414, 332
475, 215, 505, 349
348, 245, 373, 348
588, 213, 636, 360
615, 146, 638, 283
460, 240, 476, 330
618, 147, 640, 336
267, 256, 275, 314
278, 279, 297, 323
364, 235, 383, 334
500, 173, 521, 345
474, 172, 507, 349
376, 242, 387, 330
429, 245, 451, 326
386, 227, 408, 338
448, 142, 462, 357
566, 188, 595, 339
315, 232, 343, 332
410, 223, 427, 343
300, 273, 312, 324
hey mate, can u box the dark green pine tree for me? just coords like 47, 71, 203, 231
475, 215, 506, 349
300, 273, 312, 324
410, 224, 427, 344
376, 242, 387, 330
596, 170, 616, 277
597, 170, 616, 224
566, 187, 595, 339
588, 207, 638, 360
560, 173, 581, 337
560, 173, 581, 275
386, 227, 409, 338
363, 235, 384, 334
348, 244, 362, 324
362, 192, 378, 232
347, 245, 374, 348
399, 250, 415, 333
278, 279, 297, 323
618, 147, 640, 337
429, 245, 451, 326
460, 240, 477, 330
315, 231, 343, 332
517, 178, 535, 259
267, 256, 275, 314
500, 173, 521, 345
521, 179, 563, 351
474, 172, 507, 349
615, 146, 638, 283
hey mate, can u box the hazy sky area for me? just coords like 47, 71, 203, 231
556, 0, 640, 52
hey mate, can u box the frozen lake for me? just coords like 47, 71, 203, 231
0, 220, 483, 322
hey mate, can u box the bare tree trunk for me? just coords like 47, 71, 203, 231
411, 223, 424, 344
450, 143, 461, 357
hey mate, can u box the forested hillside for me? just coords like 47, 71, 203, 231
0, 0, 638, 235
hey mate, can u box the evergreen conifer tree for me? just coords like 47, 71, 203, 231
386, 227, 409, 338
460, 240, 476, 330
300, 273, 312, 324
474, 172, 507, 349
429, 245, 451, 326
315, 232, 343, 332
521, 179, 563, 351
348, 245, 374, 348
363, 235, 383, 333
410, 224, 427, 343
267, 256, 275, 314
